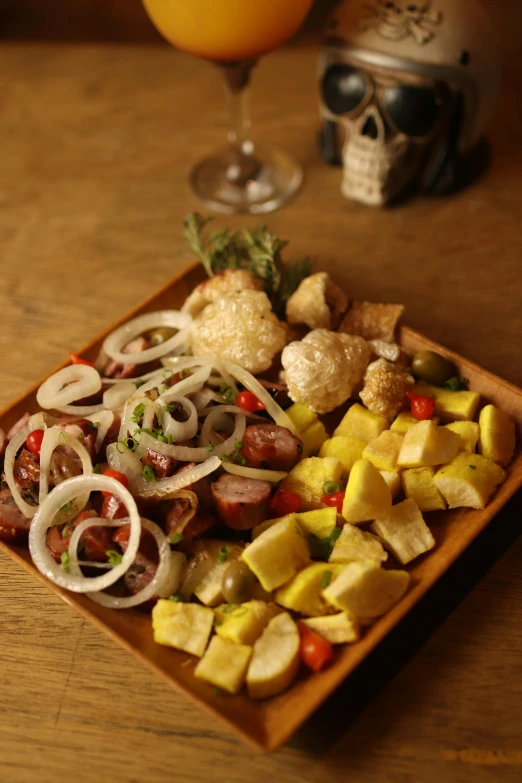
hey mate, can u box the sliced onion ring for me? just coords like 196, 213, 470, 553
56, 403, 105, 417
222, 462, 287, 483
29, 474, 141, 593
103, 381, 136, 411
38, 428, 93, 522
161, 396, 198, 442
74, 519, 186, 609
224, 361, 299, 436
119, 395, 155, 440
86, 410, 114, 453
36, 365, 102, 410
4, 415, 48, 518
102, 311, 192, 365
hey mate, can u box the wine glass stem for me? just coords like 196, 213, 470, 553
220, 61, 257, 157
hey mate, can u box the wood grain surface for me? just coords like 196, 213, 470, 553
1, 38, 522, 781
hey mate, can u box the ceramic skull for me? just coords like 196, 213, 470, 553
318, 0, 502, 206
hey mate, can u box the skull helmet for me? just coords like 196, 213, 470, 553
318, 0, 502, 206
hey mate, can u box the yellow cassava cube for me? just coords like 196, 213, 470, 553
380, 470, 401, 498
281, 457, 343, 510
300, 419, 329, 457
413, 383, 480, 422
362, 430, 404, 471
241, 515, 310, 591
401, 466, 446, 512
247, 612, 300, 699
333, 403, 390, 443
433, 452, 506, 509
215, 601, 282, 646
397, 420, 461, 468
274, 563, 346, 617
152, 601, 214, 657
286, 402, 317, 432
391, 410, 439, 433
323, 560, 410, 619
445, 421, 479, 452
478, 404, 516, 467
195, 636, 252, 694
329, 523, 388, 565
370, 499, 435, 565
319, 435, 366, 474
252, 508, 337, 541
342, 459, 392, 524
301, 612, 360, 644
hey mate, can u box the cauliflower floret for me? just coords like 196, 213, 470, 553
190, 290, 287, 374
286, 272, 349, 331
182, 269, 263, 318
360, 358, 414, 419
281, 329, 371, 414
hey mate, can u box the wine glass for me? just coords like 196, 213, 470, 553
142, 0, 314, 215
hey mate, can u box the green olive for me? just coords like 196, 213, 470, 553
147, 327, 178, 346
222, 561, 257, 604
411, 350, 456, 387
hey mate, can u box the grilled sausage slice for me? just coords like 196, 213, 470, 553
211, 474, 271, 530
241, 423, 303, 472
0, 489, 31, 543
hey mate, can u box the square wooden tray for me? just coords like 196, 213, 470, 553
1, 262, 521, 752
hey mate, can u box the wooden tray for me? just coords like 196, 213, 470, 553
1, 262, 522, 752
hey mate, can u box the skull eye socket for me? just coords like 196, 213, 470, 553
322, 64, 369, 117
382, 85, 439, 138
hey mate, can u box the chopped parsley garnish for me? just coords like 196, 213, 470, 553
219, 384, 236, 404
322, 481, 340, 496
77, 432, 84, 441
222, 603, 236, 613
179, 369, 191, 380
321, 570, 332, 589
60, 501, 73, 513
59, 431, 67, 445
308, 527, 342, 561
214, 620, 223, 628
60, 552, 71, 573
92, 421, 101, 429
211, 687, 223, 697
217, 546, 230, 564
93, 463, 102, 474
469, 464, 477, 470
142, 464, 155, 482
168, 532, 184, 545
106, 550, 123, 567
131, 402, 145, 423
134, 379, 145, 389
168, 593, 185, 602
234, 441, 244, 450
207, 443, 216, 452
444, 377, 469, 391
61, 524, 73, 540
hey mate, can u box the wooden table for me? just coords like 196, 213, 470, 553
1, 43, 522, 783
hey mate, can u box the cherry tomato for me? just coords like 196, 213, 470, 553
321, 490, 345, 513
70, 353, 95, 367
101, 469, 130, 497
269, 488, 302, 517
298, 622, 334, 672
235, 390, 266, 412
26, 429, 45, 455
406, 390, 436, 421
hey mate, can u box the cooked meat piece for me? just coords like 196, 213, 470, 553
0, 489, 32, 543
113, 525, 159, 596
257, 379, 292, 410
101, 493, 128, 520
241, 424, 303, 472
165, 495, 217, 543
211, 474, 271, 530
174, 462, 213, 508
46, 509, 110, 563
54, 418, 98, 459
103, 336, 151, 379
0, 428, 6, 461
142, 449, 178, 480
49, 447, 83, 486
13, 448, 40, 488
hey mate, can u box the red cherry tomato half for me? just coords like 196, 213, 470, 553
101, 469, 130, 498
26, 429, 45, 455
269, 488, 302, 517
298, 622, 334, 672
70, 353, 95, 367
321, 490, 345, 514
235, 390, 266, 412
406, 390, 436, 421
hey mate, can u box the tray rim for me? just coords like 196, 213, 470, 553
1, 261, 522, 752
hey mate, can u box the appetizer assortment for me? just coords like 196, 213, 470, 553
0, 216, 516, 701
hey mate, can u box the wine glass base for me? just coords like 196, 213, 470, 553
189, 144, 303, 215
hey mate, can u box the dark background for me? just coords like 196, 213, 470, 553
0, 0, 519, 50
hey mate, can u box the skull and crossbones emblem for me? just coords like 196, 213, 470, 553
360, 1, 442, 45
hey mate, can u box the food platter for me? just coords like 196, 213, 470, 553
1, 260, 521, 751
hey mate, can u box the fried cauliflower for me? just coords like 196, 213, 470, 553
286, 272, 349, 331
182, 269, 263, 318
359, 358, 414, 420
281, 329, 371, 414
190, 290, 287, 374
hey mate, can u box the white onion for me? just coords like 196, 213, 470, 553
199, 406, 237, 448
100, 367, 164, 386
224, 361, 299, 436
56, 403, 105, 416
157, 366, 211, 403
4, 415, 47, 518
38, 428, 93, 522
28, 474, 141, 593
134, 413, 245, 463
102, 311, 192, 365
118, 395, 155, 440
86, 410, 114, 453
36, 365, 102, 410
106, 442, 143, 483
162, 355, 238, 395
189, 387, 217, 412
161, 397, 198, 442
126, 369, 166, 398
222, 462, 287, 483
103, 381, 136, 411
80, 519, 186, 609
